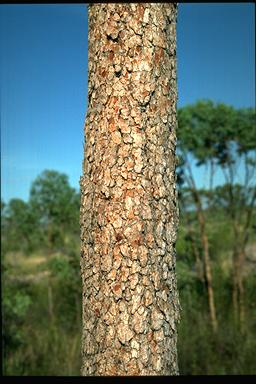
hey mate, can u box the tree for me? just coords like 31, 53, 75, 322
178, 101, 256, 333
80, 4, 179, 376
2, 198, 40, 254
177, 101, 220, 333
29, 170, 79, 252
213, 107, 256, 331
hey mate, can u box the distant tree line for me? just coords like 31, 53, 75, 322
1, 170, 80, 255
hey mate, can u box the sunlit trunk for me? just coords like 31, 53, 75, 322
80, 3, 179, 376
197, 211, 218, 333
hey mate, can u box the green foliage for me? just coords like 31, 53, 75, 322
2, 170, 80, 255
177, 100, 256, 164
29, 170, 80, 251
29, 170, 79, 228
235, 107, 256, 153
1, 198, 41, 254
177, 100, 256, 185
2, 276, 32, 375
2, 249, 82, 376
47, 255, 71, 280
178, 100, 236, 165
177, 263, 256, 375
2, 170, 82, 375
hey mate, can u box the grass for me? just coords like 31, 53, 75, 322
3, 240, 256, 376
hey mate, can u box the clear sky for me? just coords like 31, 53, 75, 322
1, 3, 255, 203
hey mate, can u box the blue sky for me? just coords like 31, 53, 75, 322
1, 4, 255, 203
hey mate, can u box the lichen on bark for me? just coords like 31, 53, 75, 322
80, 3, 180, 376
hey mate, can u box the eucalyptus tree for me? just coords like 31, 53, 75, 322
178, 101, 256, 333
80, 3, 180, 376
177, 100, 223, 333
215, 107, 256, 331
30, 170, 79, 252
2, 198, 39, 254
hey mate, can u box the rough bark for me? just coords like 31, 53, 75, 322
80, 3, 179, 376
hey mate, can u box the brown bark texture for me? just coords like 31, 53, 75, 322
80, 3, 179, 376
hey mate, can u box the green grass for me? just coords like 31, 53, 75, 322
2, 238, 256, 375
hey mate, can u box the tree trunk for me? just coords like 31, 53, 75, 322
184, 160, 218, 333
232, 244, 239, 323
47, 277, 54, 324
186, 224, 204, 282
237, 250, 246, 334
191, 236, 204, 283
231, 189, 255, 332
196, 202, 218, 333
201, 226, 218, 333
80, 3, 179, 376
233, 246, 246, 333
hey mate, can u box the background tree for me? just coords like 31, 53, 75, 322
177, 100, 223, 332
2, 198, 40, 254
2, 170, 82, 376
177, 101, 256, 333
80, 3, 180, 376
29, 170, 80, 252
213, 107, 256, 331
